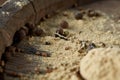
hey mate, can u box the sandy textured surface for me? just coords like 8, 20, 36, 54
5, 1, 120, 80
26, 6, 120, 80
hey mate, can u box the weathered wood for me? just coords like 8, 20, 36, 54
78, 0, 97, 5
0, 0, 6, 5
0, 0, 32, 60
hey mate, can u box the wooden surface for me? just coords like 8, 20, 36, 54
0, 0, 6, 5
